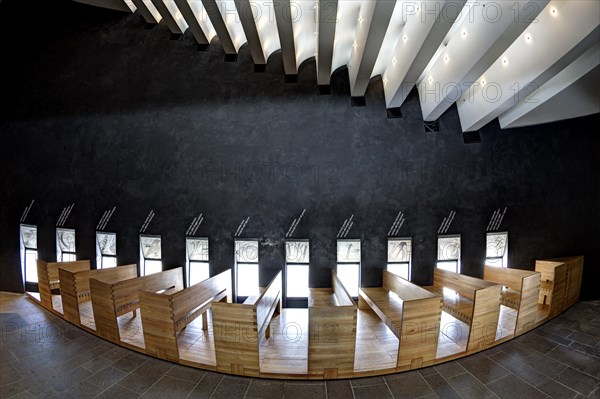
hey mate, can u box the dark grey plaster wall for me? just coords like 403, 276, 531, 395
1, 0, 598, 299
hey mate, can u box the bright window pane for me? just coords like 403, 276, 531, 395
387, 263, 409, 280
287, 264, 309, 297
144, 260, 162, 276
62, 253, 76, 262
237, 263, 259, 297
189, 262, 210, 286
486, 232, 508, 267
235, 240, 259, 263
437, 260, 458, 273
140, 236, 162, 259
388, 239, 411, 263
57, 228, 76, 262
102, 257, 117, 268
25, 250, 38, 283
337, 241, 361, 262
187, 238, 209, 261
286, 241, 309, 263
337, 263, 359, 297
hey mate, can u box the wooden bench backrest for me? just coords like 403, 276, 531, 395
433, 268, 496, 301
383, 271, 438, 301
534, 260, 565, 283
111, 267, 184, 313
72, 264, 138, 298
255, 271, 282, 339
332, 271, 356, 307
483, 266, 539, 291
171, 269, 232, 322
37, 259, 91, 309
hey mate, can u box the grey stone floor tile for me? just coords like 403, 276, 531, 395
100, 346, 131, 362
458, 353, 511, 385
138, 375, 196, 399
48, 365, 92, 392
0, 379, 29, 398
434, 361, 467, 379
81, 355, 114, 373
187, 371, 223, 399
535, 378, 578, 399
385, 371, 435, 399
351, 376, 386, 386
325, 380, 352, 399
0, 363, 22, 386
517, 332, 559, 354
567, 331, 599, 347
547, 345, 600, 377
246, 379, 285, 399
210, 376, 250, 399
446, 371, 496, 399
353, 383, 393, 399
555, 367, 600, 396
423, 373, 461, 399
488, 351, 546, 386
521, 350, 569, 379
418, 366, 439, 377
113, 352, 148, 372
486, 374, 547, 399
166, 364, 206, 384
87, 365, 128, 390
283, 382, 326, 399
62, 380, 104, 399
95, 383, 140, 399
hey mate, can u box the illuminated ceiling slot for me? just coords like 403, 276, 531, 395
217, 0, 247, 51
291, 0, 317, 67
330, 0, 362, 74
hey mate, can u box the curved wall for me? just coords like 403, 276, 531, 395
0, 0, 599, 298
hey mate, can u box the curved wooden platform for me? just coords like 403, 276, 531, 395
26, 256, 583, 380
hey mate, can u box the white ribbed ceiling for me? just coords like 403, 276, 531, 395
80, 0, 600, 131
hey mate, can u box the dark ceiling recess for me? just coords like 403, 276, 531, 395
424, 120, 440, 132
463, 131, 482, 144
386, 107, 403, 119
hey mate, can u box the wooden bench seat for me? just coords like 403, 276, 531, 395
308, 272, 357, 379
359, 271, 442, 370
37, 260, 91, 310
211, 271, 282, 377
139, 269, 232, 360
535, 256, 584, 319
500, 288, 521, 309
90, 267, 184, 342
424, 268, 502, 352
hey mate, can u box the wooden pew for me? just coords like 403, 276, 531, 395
90, 267, 184, 342
536, 256, 584, 318
308, 271, 357, 379
424, 268, 501, 352
211, 271, 282, 377
37, 260, 90, 310
359, 271, 442, 370
483, 266, 540, 336
139, 269, 232, 360
58, 264, 138, 325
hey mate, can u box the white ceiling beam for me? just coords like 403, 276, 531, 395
348, 1, 396, 97
234, 0, 267, 65
384, 0, 467, 110
202, 0, 238, 54
131, 0, 162, 23
457, 1, 600, 131
499, 44, 600, 129
317, 0, 338, 86
174, 0, 210, 46
418, 0, 548, 122
149, 0, 188, 34
273, 0, 298, 76
291, 1, 317, 69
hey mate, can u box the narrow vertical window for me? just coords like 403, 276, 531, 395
285, 240, 309, 299
337, 239, 361, 297
140, 235, 162, 276
96, 232, 117, 269
235, 239, 259, 300
20, 224, 38, 285
387, 238, 412, 280
186, 237, 209, 286
437, 235, 461, 273
486, 232, 508, 268
56, 228, 76, 262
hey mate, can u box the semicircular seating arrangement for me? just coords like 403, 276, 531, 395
27, 255, 584, 379
74, 0, 600, 131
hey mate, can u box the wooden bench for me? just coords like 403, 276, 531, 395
37, 260, 90, 310
211, 271, 282, 377
90, 267, 184, 342
483, 266, 540, 336
308, 271, 357, 379
139, 269, 232, 360
359, 271, 442, 370
423, 268, 501, 352
59, 264, 137, 325
536, 256, 584, 318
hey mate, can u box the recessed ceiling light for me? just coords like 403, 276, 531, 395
358, 16, 363, 23
392, 57, 397, 64
502, 58, 508, 65
428, 77, 433, 83
352, 41, 358, 48
551, 7, 557, 16
403, 35, 408, 41
525, 34, 531, 42
462, 30, 467, 38
444, 55, 449, 63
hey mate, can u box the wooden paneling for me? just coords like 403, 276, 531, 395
90, 267, 184, 341
211, 271, 282, 377
467, 285, 501, 352
516, 273, 541, 335
308, 271, 357, 378
59, 265, 137, 324
140, 269, 231, 360
535, 256, 584, 318
37, 260, 90, 310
